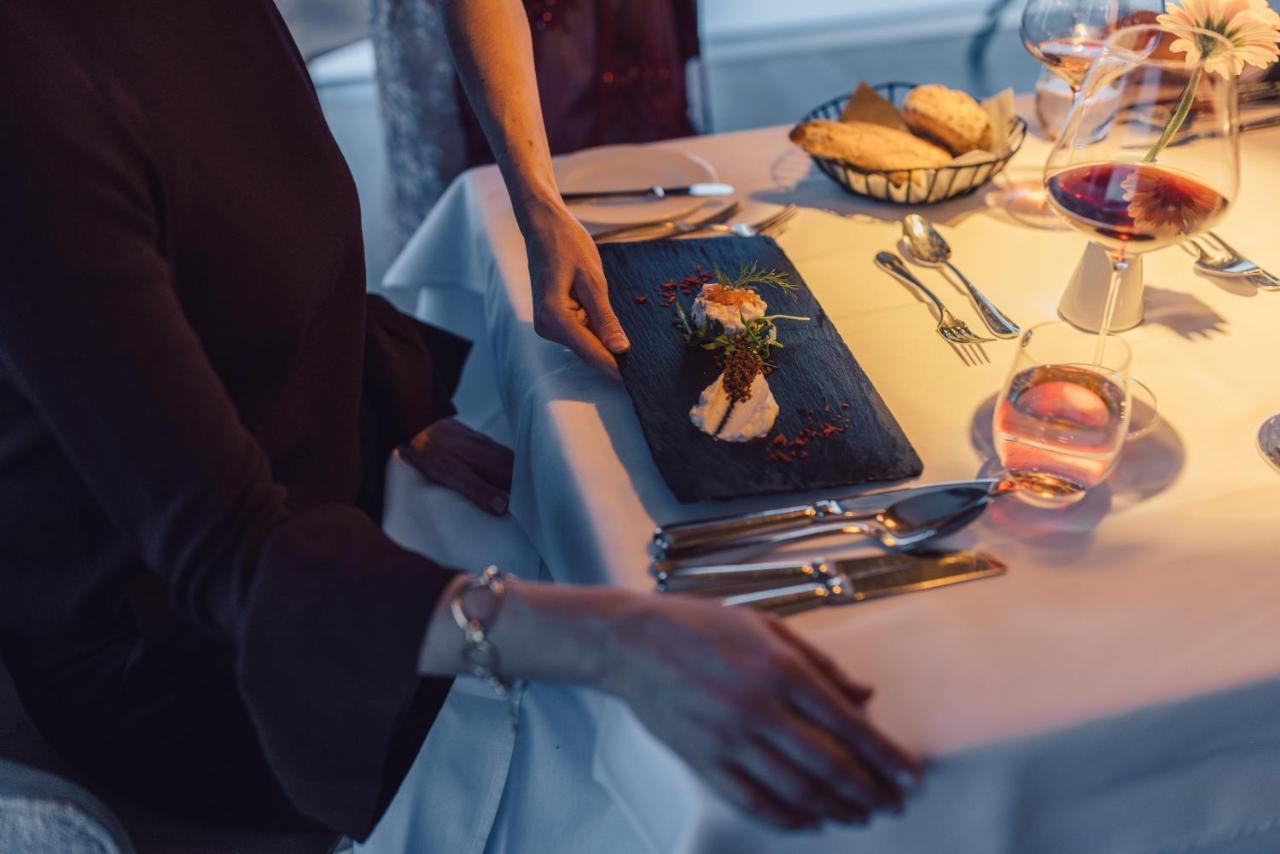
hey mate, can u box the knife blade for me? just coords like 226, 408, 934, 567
658, 548, 942, 595
563, 182, 734, 203
651, 478, 1008, 559
720, 550, 1006, 615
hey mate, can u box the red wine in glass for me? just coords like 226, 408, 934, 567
1034, 37, 1107, 90
1046, 162, 1230, 253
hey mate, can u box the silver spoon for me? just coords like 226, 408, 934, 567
1259, 414, 1280, 473
902, 214, 1021, 338
653, 485, 994, 570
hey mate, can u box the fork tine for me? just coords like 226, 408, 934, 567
754, 205, 797, 235
666, 202, 745, 239
1187, 236, 1218, 259
955, 323, 996, 344
772, 205, 799, 226
938, 327, 972, 365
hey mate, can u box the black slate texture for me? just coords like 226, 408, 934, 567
600, 236, 923, 502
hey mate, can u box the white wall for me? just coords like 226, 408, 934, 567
697, 0, 1039, 132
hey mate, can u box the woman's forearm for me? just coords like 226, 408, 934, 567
439, 0, 631, 377
417, 574, 629, 689
439, 0, 560, 225
416, 571, 922, 830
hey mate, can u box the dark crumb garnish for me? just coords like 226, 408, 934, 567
766, 404, 853, 464
722, 348, 763, 403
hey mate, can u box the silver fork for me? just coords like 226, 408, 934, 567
874, 252, 994, 364
684, 205, 798, 238
1179, 237, 1280, 289
1202, 232, 1280, 288
592, 202, 742, 244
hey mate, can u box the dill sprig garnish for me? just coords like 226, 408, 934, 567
715, 261, 798, 297
674, 305, 809, 366
714, 315, 808, 366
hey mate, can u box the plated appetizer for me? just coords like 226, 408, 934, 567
673, 264, 806, 442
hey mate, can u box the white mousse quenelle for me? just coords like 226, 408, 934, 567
690, 371, 780, 442
692, 283, 767, 335
689, 348, 779, 442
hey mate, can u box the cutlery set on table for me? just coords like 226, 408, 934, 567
874, 215, 1021, 367
569, 183, 797, 245
649, 479, 1014, 615
873, 218, 1277, 369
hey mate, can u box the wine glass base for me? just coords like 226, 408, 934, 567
1126, 378, 1160, 441
1005, 471, 1090, 508
991, 176, 1072, 231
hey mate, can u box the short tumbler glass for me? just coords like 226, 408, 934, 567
993, 322, 1132, 508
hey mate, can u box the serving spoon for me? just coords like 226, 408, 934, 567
902, 214, 1021, 338
653, 485, 994, 576
1259, 414, 1280, 473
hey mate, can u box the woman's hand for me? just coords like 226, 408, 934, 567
519, 201, 630, 380
601, 596, 922, 830
399, 418, 514, 516
418, 571, 919, 830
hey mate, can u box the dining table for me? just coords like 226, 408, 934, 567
358, 103, 1280, 854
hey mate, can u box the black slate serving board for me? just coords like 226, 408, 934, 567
600, 236, 922, 502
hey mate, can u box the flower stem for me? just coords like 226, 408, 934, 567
1143, 65, 1203, 163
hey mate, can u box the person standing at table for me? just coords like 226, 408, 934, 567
0, 0, 917, 843
371, 0, 699, 245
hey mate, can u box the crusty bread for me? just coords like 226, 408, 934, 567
840, 82, 910, 132
789, 119, 952, 172
902, 84, 993, 155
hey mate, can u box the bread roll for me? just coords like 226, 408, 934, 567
789, 119, 951, 172
902, 84, 993, 155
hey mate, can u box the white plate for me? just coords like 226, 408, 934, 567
554, 145, 720, 226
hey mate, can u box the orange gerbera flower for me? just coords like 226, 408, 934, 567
1122, 168, 1224, 233
1158, 0, 1280, 75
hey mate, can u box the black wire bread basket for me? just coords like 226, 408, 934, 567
798, 82, 1027, 205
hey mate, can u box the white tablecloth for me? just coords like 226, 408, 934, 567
363, 116, 1280, 853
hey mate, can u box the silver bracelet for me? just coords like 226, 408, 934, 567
450, 567, 525, 718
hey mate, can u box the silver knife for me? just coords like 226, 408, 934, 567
721, 550, 1006, 616
652, 478, 1008, 557
658, 549, 931, 595
563, 183, 734, 203
656, 556, 835, 594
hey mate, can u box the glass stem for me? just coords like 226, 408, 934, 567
1092, 251, 1127, 365
1144, 66, 1202, 163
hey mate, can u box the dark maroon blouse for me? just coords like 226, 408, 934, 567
0, 1, 465, 839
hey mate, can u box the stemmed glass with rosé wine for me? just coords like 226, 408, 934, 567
1022, 0, 1163, 96
995, 322, 1131, 507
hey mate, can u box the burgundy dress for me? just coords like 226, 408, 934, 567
0, 1, 468, 840
372, 0, 700, 243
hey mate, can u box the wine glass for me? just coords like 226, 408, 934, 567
1045, 24, 1239, 345
1022, 0, 1164, 98
1007, 0, 1163, 224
